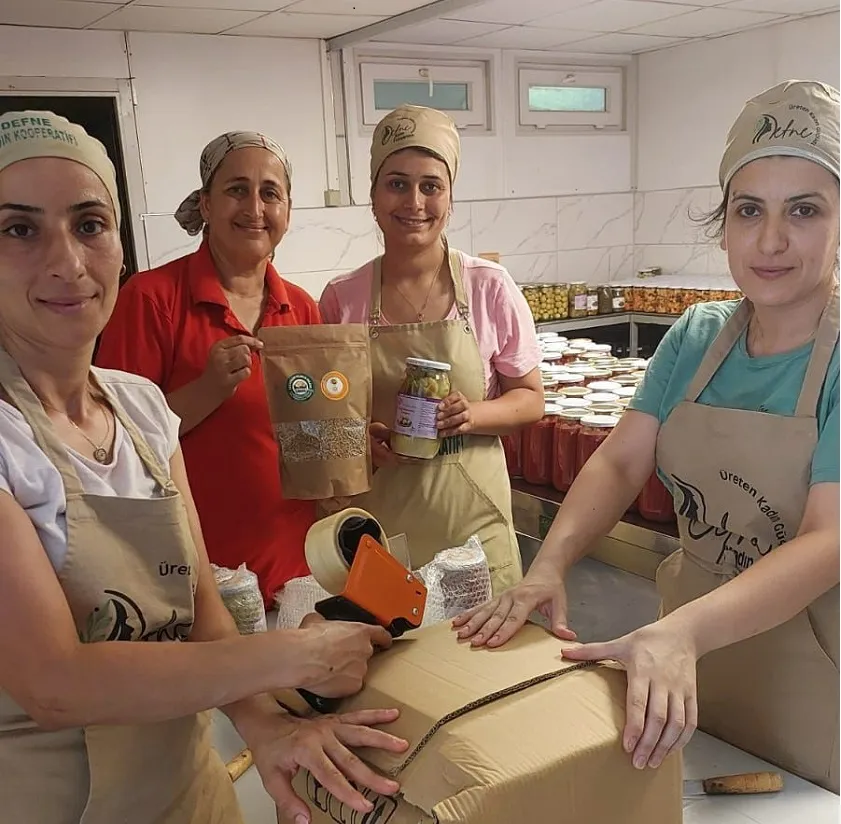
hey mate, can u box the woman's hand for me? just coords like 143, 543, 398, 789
298, 619, 393, 698
562, 621, 699, 769
437, 392, 473, 437
249, 709, 408, 824
452, 569, 575, 647
369, 422, 422, 469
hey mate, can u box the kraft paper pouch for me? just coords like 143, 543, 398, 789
259, 325, 372, 500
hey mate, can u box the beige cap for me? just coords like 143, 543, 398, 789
719, 80, 840, 189
370, 105, 460, 185
0, 110, 120, 223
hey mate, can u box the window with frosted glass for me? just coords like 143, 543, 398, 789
528, 85, 607, 113
373, 80, 470, 112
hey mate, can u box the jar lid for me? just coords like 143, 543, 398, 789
592, 357, 619, 367
610, 365, 637, 375
614, 375, 642, 387
579, 351, 604, 362
537, 331, 561, 339
631, 370, 648, 379
580, 414, 620, 428
544, 391, 565, 402
555, 373, 586, 385
567, 338, 594, 348
567, 365, 600, 376
617, 398, 631, 408
586, 381, 622, 393
614, 386, 637, 398
558, 409, 590, 421
544, 403, 564, 416
616, 358, 647, 368
556, 397, 593, 409
587, 369, 613, 380
583, 391, 620, 403
590, 343, 613, 353
406, 357, 451, 372
559, 386, 592, 397
589, 403, 623, 414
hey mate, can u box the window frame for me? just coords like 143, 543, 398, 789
518, 65, 624, 131
358, 57, 490, 131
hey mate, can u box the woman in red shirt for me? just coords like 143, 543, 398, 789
97, 132, 317, 605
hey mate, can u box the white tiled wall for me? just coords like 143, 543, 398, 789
143, 184, 734, 299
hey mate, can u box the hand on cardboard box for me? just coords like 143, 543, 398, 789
562, 621, 698, 771
248, 708, 407, 824
451, 571, 576, 647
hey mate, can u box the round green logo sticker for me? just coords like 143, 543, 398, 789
287, 373, 315, 402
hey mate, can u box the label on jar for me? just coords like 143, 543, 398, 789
573, 294, 587, 311
586, 294, 598, 312
613, 296, 626, 310
394, 394, 439, 440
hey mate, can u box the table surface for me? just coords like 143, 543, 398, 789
213, 712, 839, 824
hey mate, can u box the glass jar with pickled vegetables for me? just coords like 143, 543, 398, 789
552, 410, 589, 492
586, 286, 599, 317
597, 285, 613, 315
569, 282, 588, 318
624, 286, 636, 312
551, 283, 570, 319
523, 404, 561, 486
576, 414, 619, 475
391, 358, 452, 460
612, 286, 626, 313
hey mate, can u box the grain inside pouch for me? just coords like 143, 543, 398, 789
259, 325, 373, 500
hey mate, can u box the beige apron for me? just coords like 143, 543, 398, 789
351, 248, 522, 594
0, 348, 242, 823
655, 293, 839, 792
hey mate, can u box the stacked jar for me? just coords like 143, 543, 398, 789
576, 414, 620, 476
552, 409, 589, 492
523, 403, 561, 486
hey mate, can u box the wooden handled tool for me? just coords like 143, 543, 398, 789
683, 771, 783, 796
226, 748, 253, 783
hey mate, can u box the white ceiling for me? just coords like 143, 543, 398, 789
0, 0, 836, 54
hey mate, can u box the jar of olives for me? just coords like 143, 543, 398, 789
597, 285, 613, 315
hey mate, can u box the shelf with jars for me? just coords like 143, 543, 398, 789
506, 336, 681, 579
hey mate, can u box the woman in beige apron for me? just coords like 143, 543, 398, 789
0, 111, 408, 823
320, 105, 544, 594
456, 80, 840, 791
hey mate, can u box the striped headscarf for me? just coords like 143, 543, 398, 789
174, 131, 292, 236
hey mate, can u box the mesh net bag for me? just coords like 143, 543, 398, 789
213, 563, 267, 635
274, 575, 332, 629
417, 536, 491, 627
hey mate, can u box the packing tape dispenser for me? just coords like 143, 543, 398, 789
298, 508, 427, 713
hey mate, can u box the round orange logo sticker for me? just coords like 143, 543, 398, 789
321, 371, 349, 401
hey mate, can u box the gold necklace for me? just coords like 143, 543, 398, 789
390, 254, 446, 323
41, 391, 112, 464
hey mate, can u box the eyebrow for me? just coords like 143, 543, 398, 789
731, 191, 828, 204
384, 171, 445, 182
223, 176, 284, 186
0, 199, 110, 213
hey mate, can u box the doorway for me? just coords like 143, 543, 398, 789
0, 94, 139, 277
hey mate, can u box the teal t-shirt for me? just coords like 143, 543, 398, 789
630, 301, 839, 486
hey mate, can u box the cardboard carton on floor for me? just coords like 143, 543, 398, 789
291, 621, 683, 824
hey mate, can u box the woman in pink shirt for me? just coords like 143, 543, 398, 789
319, 105, 543, 594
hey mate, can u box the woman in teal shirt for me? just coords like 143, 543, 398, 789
455, 80, 840, 792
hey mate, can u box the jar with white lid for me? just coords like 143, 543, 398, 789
576, 414, 619, 475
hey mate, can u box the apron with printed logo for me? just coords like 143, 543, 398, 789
350, 248, 522, 594
0, 347, 243, 823
655, 292, 839, 792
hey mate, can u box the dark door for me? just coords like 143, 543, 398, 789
0, 95, 139, 277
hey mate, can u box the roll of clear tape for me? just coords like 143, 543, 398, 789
304, 507, 392, 595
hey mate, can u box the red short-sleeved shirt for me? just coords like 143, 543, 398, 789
96, 241, 318, 603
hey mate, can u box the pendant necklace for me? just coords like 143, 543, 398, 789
391, 254, 446, 322
41, 391, 112, 464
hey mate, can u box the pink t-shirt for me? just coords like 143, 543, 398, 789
319, 251, 541, 399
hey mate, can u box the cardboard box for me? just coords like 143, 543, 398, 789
292, 621, 682, 823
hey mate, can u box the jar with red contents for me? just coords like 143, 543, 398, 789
523, 404, 561, 486
637, 471, 675, 522
502, 432, 523, 478
576, 414, 619, 475
552, 410, 588, 492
